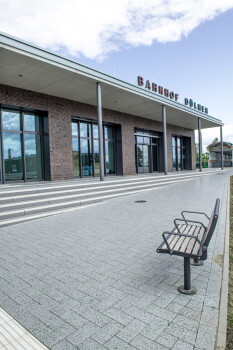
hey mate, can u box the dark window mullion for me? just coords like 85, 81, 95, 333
39, 114, 44, 180
103, 125, 106, 176
91, 124, 94, 177
0, 109, 4, 184
78, 122, 82, 178
21, 112, 26, 182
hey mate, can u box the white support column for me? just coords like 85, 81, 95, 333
220, 126, 223, 170
162, 105, 168, 175
198, 118, 202, 172
96, 82, 105, 181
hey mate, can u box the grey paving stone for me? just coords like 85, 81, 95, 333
153, 291, 177, 308
92, 296, 120, 313
58, 309, 89, 329
203, 293, 220, 309
172, 314, 199, 332
200, 306, 219, 327
186, 299, 204, 312
130, 334, 168, 350
140, 317, 169, 340
103, 308, 133, 326
0, 170, 230, 350
165, 323, 196, 345
133, 293, 158, 310
156, 332, 178, 348
116, 319, 147, 343
105, 336, 137, 350
91, 321, 122, 344
146, 304, 176, 322
171, 339, 194, 350
78, 338, 107, 350
76, 306, 112, 327
113, 295, 139, 311
66, 322, 100, 346
51, 339, 77, 350
166, 301, 184, 313
195, 324, 217, 349
125, 305, 155, 324
179, 306, 201, 322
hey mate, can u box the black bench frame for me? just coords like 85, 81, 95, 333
157, 198, 220, 295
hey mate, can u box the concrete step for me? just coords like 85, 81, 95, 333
0, 170, 222, 226
0, 170, 217, 203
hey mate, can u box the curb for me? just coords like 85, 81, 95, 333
216, 176, 230, 350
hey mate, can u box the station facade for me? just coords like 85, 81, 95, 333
0, 33, 223, 183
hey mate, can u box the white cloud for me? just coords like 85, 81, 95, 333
0, 0, 233, 60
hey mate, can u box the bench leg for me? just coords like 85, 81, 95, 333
191, 258, 204, 266
178, 257, 197, 295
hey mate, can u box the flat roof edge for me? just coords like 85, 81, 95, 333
0, 31, 224, 127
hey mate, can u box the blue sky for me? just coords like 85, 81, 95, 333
77, 8, 233, 149
1, 0, 233, 149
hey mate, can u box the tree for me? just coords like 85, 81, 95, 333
212, 137, 218, 144
195, 143, 209, 167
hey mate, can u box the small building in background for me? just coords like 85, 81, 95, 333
207, 141, 233, 167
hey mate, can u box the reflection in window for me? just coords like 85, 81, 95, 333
72, 123, 78, 136
80, 123, 91, 138
3, 111, 21, 131
93, 125, 99, 139
81, 139, 92, 176
105, 140, 115, 174
24, 114, 40, 132
24, 134, 42, 180
3, 133, 23, 181
94, 140, 100, 175
72, 137, 79, 177
105, 126, 113, 139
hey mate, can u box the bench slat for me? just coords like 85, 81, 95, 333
172, 225, 194, 252
192, 226, 205, 255
178, 225, 197, 253
165, 224, 186, 249
185, 226, 201, 254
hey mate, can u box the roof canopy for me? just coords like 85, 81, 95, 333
0, 32, 223, 130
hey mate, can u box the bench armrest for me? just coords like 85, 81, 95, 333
162, 231, 203, 255
181, 210, 210, 224
174, 218, 207, 232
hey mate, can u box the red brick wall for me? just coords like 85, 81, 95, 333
0, 84, 196, 180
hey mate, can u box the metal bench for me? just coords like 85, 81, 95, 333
157, 198, 220, 295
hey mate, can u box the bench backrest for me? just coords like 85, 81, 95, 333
203, 198, 220, 247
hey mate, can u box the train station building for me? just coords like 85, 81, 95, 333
0, 32, 224, 183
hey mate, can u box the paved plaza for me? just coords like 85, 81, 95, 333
0, 170, 232, 350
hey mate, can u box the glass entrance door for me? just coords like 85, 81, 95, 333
1, 110, 43, 182
136, 144, 151, 174
172, 136, 187, 171
72, 121, 116, 177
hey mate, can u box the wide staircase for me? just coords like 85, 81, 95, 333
0, 170, 221, 227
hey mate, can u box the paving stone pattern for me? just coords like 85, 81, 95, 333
0, 170, 231, 349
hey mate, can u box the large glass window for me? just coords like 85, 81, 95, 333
94, 140, 100, 176
1, 110, 43, 182
135, 129, 159, 174
172, 135, 188, 171
3, 133, 23, 181
72, 120, 116, 177
81, 139, 92, 176
105, 140, 115, 174
3, 111, 20, 131
72, 122, 79, 177
24, 114, 40, 132
24, 134, 42, 180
